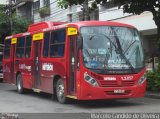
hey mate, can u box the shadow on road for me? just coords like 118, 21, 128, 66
3, 84, 144, 109
10, 89, 53, 101
0, 78, 3, 83
71, 99, 143, 109
15, 90, 143, 108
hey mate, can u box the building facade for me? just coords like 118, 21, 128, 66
33, 0, 68, 22
8, 0, 33, 21
0, 0, 9, 5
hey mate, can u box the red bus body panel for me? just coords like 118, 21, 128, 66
3, 21, 146, 100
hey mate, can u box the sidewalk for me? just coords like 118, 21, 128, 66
145, 91, 160, 99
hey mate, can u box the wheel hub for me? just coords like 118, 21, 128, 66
58, 84, 64, 97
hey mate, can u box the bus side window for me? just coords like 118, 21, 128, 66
16, 37, 25, 58
57, 30, 65, 56
50, 31, 56, 57
25, 35, 32, 58
50, 29, 66, 57
4, 39, 11, 59
43, 32, 50, 57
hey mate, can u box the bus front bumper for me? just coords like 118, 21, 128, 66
78, 81, 146, 100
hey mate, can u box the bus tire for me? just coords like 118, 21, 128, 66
56, 79, 67, 104
16, 74, 25, 94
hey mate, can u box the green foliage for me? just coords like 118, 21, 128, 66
147, 60, 160, 92
57, 0, 108, 10
0, 5, 31, 44
57, 0, 107, 20
0, 5, 9, 44
39, 7, 51, 18
12, 14, 31, 34
57, 0, 82, 8
147, 71, 160, 92
57, 0, 70, 9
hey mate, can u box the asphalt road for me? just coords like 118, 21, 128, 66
0, 82, 160, 119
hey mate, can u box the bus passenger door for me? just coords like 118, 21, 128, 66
33, 41, 41, 88
69, 36, 77, 95
10, 44, 16, 83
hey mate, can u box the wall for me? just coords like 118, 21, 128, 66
33, 0, 68, 23
0, 0, 8, 5
16, 2, 33, 21
99, 6, 157, 32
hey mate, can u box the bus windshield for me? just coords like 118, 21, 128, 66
81, 26, 144, 73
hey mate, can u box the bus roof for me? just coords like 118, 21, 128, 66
27, 21, 66, 32
67, 21, 136, 29
5, 21, 136, 39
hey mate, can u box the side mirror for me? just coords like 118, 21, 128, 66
77, 35, 83, 49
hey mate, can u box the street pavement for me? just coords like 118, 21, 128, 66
0, 82, 160, 118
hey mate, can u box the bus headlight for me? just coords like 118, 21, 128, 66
84, 72, 99, 87
138, 73, 146, 85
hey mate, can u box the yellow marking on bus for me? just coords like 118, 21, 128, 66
11, 38, 17, 44
33, 33, 44, 41
66, 95, 77, 99
67, 27, 78, 36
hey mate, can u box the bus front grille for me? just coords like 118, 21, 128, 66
99, 80, 135, 87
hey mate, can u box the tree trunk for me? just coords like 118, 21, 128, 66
157, 25, 160, 43
83, 0, 90, 20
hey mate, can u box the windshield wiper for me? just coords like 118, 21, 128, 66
90, 33, 136, 73
110, 27, 136, 73
88, 33, 135, 73
83, 49, 93, 67
124, 40, 137, 54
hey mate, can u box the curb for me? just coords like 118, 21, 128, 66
145, 92, 160, 99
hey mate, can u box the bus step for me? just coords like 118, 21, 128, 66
66, 95, 77, 99
32, 88, 41, 93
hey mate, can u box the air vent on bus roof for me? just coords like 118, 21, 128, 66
27, 21, 66, 32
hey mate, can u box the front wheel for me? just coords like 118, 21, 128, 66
56, 79, 67, 103
16, 74, 25, 94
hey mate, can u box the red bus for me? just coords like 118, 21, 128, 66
3, 21, 146, 103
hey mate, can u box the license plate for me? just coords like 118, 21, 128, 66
114, 89, 125, 93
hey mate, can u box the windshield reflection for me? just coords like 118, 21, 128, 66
81, 26, 144, 72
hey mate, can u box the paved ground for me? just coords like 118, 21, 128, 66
0, 82, 160, 118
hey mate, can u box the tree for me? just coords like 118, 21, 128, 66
12, 14, 31, 34
0, 5, 9, 44
0, 5, 31, 44
114, 0, 160, 40
58, 0, 160, 38
57, 0, 108, 20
